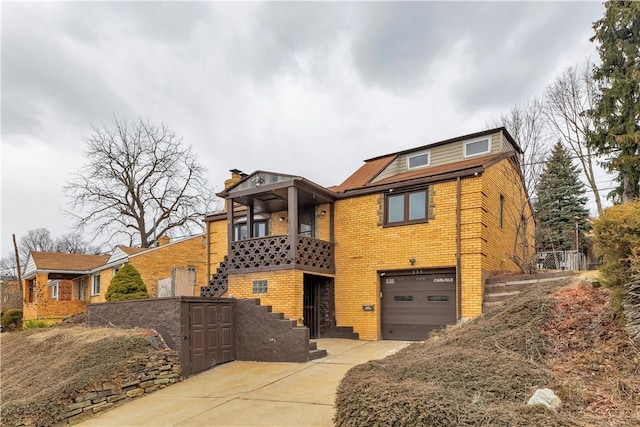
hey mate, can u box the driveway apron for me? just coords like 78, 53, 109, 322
79, 338, 410, 426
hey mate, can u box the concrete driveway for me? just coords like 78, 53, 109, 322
79, 338, 410, 426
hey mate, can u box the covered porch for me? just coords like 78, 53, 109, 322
219, 170, 337, 275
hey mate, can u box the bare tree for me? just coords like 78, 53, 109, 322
544, 61, 604, 216
20, 228, 55, 254
65, 117, 215, 248
1, 229, 100, 277
54, 232, 99, 254
489, 98, 550, 195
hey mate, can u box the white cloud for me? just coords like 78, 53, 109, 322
1, 1, 610, 253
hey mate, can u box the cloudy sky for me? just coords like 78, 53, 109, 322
1, 1, 607, 255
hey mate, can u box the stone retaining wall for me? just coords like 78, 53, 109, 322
53, 350, 180, 426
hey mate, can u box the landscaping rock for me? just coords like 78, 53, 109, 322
527, 388, 561, 411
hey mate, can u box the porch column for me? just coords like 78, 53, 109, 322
288, 186, 298, 260
247, 203, 254, 238
227, 198, 235, 253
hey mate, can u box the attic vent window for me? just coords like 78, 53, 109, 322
464, 138, 491, 157
407, 151, 430, 169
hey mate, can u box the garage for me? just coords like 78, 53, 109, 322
381, 268, 457, 340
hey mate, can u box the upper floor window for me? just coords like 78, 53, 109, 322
385, 189, 429, 226
407, 151, 430, 169
464, 138, 491, 157
92, 274, 101, 296
234, 220, 269, 241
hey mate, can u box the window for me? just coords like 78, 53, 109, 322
499, 194, 505, 229
234, 220, 269, 241
385, 189, 429, 226
79, 278, 86, 300
252, 280, 268, 294
92, 274, 101, 296
464, 138, 491, 157
50, 280, 59, 300
298, 209, 315, 237
407, 151, 430, 169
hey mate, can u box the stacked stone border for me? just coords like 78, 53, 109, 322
53, 350, 181, 426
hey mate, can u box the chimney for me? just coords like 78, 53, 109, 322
225, 169, 245, 189
158, 235, 171, 246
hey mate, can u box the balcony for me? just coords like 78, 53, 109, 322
228, 235, 334, 274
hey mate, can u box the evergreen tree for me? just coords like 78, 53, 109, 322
105, 264, 150, 301
588, 1, 640, 202
534, 142, 590, 251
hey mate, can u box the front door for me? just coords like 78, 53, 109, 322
303, 276, 318, 338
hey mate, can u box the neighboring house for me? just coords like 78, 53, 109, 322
22, 234, 207, 320
92, 234, 207, 303
201, 128, 534, 341
22, 252, 109, 321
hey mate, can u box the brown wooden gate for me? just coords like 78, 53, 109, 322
181, 299, 235, 377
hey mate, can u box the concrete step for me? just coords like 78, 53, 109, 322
485, 282, 529, 293
484, 291, 522, 303
308, 348, 327, 361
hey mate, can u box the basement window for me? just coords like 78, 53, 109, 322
252, 280, 268, 294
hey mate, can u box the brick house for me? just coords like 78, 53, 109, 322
201, 128, 534, 340
22, 234, 207, 321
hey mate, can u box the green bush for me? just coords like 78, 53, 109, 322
23, 319, 49, 330
1, 309, 23, 332
592, 201, 640, 288
105, 264, 150, 302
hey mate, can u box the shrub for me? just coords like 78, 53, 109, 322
23, 319, 49, 330
105, 264, 150, 302
592, 201, 640, 288
1, 309, 23, 332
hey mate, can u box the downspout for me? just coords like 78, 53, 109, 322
456, 177, 462, 322
205, 221, 210, 283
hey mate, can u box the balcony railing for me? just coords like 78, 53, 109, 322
228, 235, 334, 274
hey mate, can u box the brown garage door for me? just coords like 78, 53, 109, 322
381, 269, 456, 340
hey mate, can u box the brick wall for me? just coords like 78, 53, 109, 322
227, 270, 305, 325
128, 235, 207, 297
23, 273, 88, 321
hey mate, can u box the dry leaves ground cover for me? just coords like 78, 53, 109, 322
0, 325, 157, 426
335, 279, 640, 426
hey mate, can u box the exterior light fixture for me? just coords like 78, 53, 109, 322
409, 258, 416, 265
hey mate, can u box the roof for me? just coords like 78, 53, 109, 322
330, 155, 397, 193
117, 246, 148, 256
335, 152, 517, 195
29, 251, 110, 272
